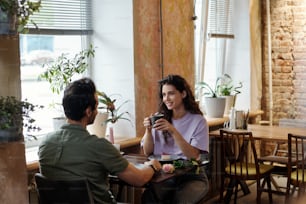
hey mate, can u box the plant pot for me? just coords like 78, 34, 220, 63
223, 95, 236, 116
0, 129, 23, 143
87, 112, 109, 138
203, 97, 226, 118
52, 117, 67, 130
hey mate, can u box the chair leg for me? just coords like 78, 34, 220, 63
219, 175, 225, 203
285, 185, 290, 204
234, 182, 239, 204
256, 180, 261, 204
266, 177, 273, 204
117, 184, 124, 201
224, 179, 236, 204
239, 180, 251, 195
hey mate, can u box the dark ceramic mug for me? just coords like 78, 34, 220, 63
150, 114, 164, 125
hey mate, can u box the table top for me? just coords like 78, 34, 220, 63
209, 124, 306, 142
123, 154, 196, 183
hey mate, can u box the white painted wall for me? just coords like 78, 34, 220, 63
91, 0, 135, 138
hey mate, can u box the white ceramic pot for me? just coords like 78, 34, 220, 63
203, 97, 226, 118
52, 116, 67, 130
87, 112, 109, 138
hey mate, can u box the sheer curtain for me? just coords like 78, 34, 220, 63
195, 0, 208, 85
249, 0, 262, 113
195, 0, 234, 101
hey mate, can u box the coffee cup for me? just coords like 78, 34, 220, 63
150, 114, 164, 125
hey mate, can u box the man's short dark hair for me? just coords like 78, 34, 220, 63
62, 78, 97, 121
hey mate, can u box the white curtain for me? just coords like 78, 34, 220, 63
195, 0, 234, 97
249, 0, 262, 113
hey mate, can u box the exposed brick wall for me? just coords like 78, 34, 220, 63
261, 0, 306, 123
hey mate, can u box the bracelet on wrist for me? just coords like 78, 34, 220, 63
149, 164, 158, 173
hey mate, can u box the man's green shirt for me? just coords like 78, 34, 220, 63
39, 124, 129, 203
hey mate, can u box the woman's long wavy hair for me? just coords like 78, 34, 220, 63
157, 74, 203, 124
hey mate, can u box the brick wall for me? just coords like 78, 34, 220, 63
261, 0, 306, 123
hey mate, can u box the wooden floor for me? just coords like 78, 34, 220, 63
30, 176, 292, 204
205, 176, 288, 204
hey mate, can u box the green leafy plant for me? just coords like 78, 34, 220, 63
196, 74, 243, 98
219, 74, 243, 96
0, 96, 42, 132
97, 91, 132, 125
173, 159, 199, 169
196, 76, 223, 98
39, 44, 95, 95
0, 0, 41, 33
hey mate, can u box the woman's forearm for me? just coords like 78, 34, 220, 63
171, 129, 200, 159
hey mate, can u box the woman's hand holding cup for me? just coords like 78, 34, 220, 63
149, 114, 164, 127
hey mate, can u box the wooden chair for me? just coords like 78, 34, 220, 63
258, 141, 289, 194
258, 120, 306, 194
286, 133, 306, 203
219, 129, 274, 204
34, 173, 95, 204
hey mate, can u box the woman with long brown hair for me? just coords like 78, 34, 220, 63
142, 74, 209, 203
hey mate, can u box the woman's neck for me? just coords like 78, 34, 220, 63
172, 108, 187, 119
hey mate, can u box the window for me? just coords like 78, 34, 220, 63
194, 0, 251, 110
21, 0, 92, 147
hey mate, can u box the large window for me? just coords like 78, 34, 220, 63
20, 35, 86, 136
21, 0, 92, 147
194, 0, 250, 110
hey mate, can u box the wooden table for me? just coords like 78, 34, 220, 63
208, 124, 306, 199
210, 124, 306, 157
109, 154, 199, 202
209, 124, 306, 141
122, 154, 197, 183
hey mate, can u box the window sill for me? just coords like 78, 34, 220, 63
25, 136, 142, 171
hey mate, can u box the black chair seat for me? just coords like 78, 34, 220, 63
35, 173, 94, 204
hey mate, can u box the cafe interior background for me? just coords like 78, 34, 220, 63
1, 0, 306, 203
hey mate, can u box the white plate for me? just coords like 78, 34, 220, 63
148, 154, 180, 161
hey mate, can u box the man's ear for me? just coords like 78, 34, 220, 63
85, 107, 92, 117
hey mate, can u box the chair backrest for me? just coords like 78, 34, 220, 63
35, 173, 94, 204
287, 134, 306, 186
220, 129, 259, 178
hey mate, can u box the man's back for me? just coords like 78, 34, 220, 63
39, 123, 129, 204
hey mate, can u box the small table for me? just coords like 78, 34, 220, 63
110, 154, 200, 202
123, 154, 197, 183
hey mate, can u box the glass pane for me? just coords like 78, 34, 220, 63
20, 34, 85, 143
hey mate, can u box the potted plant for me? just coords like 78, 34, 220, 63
97, 91, 132, 125
39, 44, 95, 94
39, 44, 95, 129
0, 0, 41, 34
197, 76, 226, 118
0, 96, 42, 142
218, 74, 243, 115
87, 91, 132, 141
